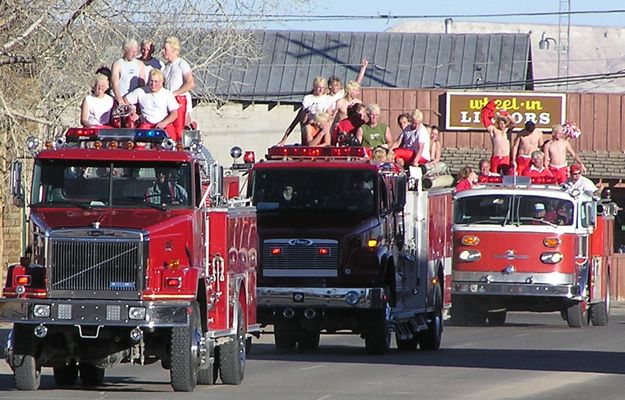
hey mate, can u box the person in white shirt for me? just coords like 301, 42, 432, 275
138, 39, 163, 77
162, 36, 195, 126
390, 109, 431, 167
567, 163, 599, 195
124, 69, 180, 140
278, 76, 334, 146
80, 74, 114, 127
111, 39, 146, 104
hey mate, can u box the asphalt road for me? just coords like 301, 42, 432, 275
1, 305, 625, 400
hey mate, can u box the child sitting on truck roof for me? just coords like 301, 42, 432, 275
80, 74, 114, 128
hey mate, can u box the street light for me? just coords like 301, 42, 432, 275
538, 32, 557, 50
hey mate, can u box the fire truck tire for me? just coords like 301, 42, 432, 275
170, 301, 201, 391
297, 332, 320, 351
197, 357, 218, 385
589, 297, 609, 326
487, 311, 507, 326
364, 299, 392, 355
79, 363, 105, 386
13, 354, 41, 390
53, 362, 79, 386
219, 303, 246, 385
565, 302, 589, 328
418, 284, 443, 350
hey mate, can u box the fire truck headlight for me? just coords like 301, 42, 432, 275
540, 252, 563, 264
26, 136, 40, 153
129, 307, 147, 320
345, 291, 360, 305
33, 304, 51, 318
458, 249, 481, 262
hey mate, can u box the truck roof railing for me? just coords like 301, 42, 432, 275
477, 175, 560, 188
266, 145, 369, 161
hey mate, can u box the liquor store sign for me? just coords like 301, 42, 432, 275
445, 91, 566, 131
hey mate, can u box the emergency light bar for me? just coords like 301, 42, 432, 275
65, 128, 168, 143
267, 146, 368, 160
478, 175, 558, 185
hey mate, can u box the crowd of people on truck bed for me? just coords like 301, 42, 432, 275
278, 74, 598, 195
80, 37, 196, 143
276, 60, 449, 177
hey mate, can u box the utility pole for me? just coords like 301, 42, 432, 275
558, 0, 571, 90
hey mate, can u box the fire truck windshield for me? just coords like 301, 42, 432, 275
31, 160, 192, 208
455, 194, 574, 226
252, 168, 376, 227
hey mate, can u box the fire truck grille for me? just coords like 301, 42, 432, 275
262, 239, 339, 277
48, 236, 144, 299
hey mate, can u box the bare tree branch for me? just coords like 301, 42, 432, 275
0, 55, 35, 65
1, 14, 46, 54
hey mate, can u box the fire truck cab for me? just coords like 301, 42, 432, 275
452, 175, 616, 327
1, 128, 258, 391
250, 146, 453, 354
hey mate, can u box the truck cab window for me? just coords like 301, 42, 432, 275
32, 160, 192, 208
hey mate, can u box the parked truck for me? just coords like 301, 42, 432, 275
1, 127, 259, 391
452, 175, 616, 327
250, 146, 453, 354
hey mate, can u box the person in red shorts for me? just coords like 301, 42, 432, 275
544, 124, 586, 184
512, 121, 544, 175
480, 99, 515, 174
391, 109, 430, 167
124, 69, 180, 140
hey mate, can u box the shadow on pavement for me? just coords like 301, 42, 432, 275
249, 343, 625, 375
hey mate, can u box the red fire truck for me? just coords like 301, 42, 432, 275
249, 146, 453, 354
452, 175, 616, 327
1, 128, 258, 391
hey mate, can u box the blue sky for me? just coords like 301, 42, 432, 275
265, 0, 625, 31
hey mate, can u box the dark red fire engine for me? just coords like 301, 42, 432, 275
250, 146, 453, 354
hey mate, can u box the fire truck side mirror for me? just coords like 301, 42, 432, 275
209, 162, 224, 199
10, 159, 25, 207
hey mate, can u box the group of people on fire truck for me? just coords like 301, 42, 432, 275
453, 99, 599, 194
277, 72, 591, 192
80, 37, 195, 143
276, 67, 447, 174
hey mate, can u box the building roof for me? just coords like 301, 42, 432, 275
196, 30, 533, 103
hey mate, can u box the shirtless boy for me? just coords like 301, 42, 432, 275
512, 121, 544, 174
480, 100, 515, 174
544, 124, 585, 183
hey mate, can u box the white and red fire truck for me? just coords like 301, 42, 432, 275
249, 146, 453, 354
452, 175, 616, 327
1, 127, 258, 391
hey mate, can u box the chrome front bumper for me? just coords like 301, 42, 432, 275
0, 298, 191, 327
257, 287, 385, 309
452, 282, 580, 299
451, 270, 582, 299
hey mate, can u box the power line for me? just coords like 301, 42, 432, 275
96, 8, 625, 23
